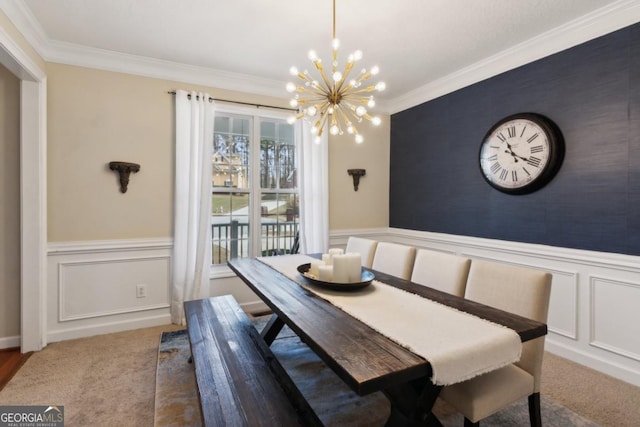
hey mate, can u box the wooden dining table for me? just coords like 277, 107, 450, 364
228, 255, 547, 427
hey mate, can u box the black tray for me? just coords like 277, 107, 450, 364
297, 263, 374, 291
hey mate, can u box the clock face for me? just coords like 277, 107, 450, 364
479, 113, 564, 195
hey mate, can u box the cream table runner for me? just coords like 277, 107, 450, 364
259, 254, 522, 386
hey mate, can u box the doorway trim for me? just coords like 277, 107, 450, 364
0, 23, 47, 352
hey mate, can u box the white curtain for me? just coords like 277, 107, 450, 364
298, 120, 329, 254
171, 90, 215, 325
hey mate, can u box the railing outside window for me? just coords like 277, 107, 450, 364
211, 221, 299, 264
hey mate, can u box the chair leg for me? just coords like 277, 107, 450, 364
464, 418, 479, 427
528, 393, 542, 427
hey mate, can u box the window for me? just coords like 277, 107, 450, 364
211, 107, 299, 266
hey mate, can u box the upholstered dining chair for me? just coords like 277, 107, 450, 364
345, 237, 378, 268
371, 242, 416, 280
410, 249, 471, 297
439, 259, 552, 427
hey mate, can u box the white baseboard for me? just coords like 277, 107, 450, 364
0, 335, 20, 350
546, 339, 640, 387
47, 312, 172, 343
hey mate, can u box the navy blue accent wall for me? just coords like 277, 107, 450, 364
390, 23, 640, 256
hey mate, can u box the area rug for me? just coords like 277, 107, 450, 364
154, 319, 600, 426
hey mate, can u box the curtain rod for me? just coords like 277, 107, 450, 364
167, 91, 296, 112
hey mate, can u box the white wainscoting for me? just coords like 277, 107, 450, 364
330, 227, 640, 387
47, 239, 173, 342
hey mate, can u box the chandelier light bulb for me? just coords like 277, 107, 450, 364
332, 38, 340, 50
314, 136, 322, 144
290, 66, 299, 76
372, 116, 382, 126
308, 50, 318, 61
367, 97, 376, 108
286, 82, 296, 92
333, 71, 342, 82
371, 65, 380, 75
355, 134, 364, 144
307, 106, 317, 116
347, 125, 354, 134
330, 124, 340, 135
353, 50, 363, 61
287, 116, 296, 125
375, 82, 386, 91
290, 99, 298, 107
356, 106, 367, 116
311, 125, 319, 134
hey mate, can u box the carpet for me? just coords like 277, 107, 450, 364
154, 320, 600, 426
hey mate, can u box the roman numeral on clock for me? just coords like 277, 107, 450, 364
527, 133, 539, 143
527, 156, 542, 168
490, 162, 502, 174
512, 170, 518, 182
499, 169, 508, 181
507, 126, 516, 138
530, 145, 543, 153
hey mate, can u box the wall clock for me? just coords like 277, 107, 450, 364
479, 112, 564, 195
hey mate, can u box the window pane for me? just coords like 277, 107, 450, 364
260, 120, 297, 190
211, 192, 250, 264
260, 193, 299, 256
213, 116, 250, 189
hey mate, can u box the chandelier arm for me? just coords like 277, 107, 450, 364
344, 86, 377, 96
313, 62, 334, 95
334, 105, 354, 131
335, 61, 355, 94
341, 104, 363, 126
341, 92, 373, 102
298, 87, 330, 98
316, 111, 330, 137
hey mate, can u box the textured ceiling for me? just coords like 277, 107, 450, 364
16, 0, 632, 109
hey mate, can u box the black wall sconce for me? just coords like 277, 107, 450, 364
108, 161, 140, 193
347, 169, 366, 191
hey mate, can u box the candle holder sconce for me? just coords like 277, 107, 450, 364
109, 161, 140, 193
347, 169, 366, 191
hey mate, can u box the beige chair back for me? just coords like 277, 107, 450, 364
464, 260, 552, 391
410, 249, 471, 297
345, 237, 378, 268
371, 242, 416, 280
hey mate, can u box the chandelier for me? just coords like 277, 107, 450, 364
286, 0, 385, 144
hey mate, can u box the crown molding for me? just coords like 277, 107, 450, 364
386, 0, 640, 113
44, 39, 286, 98
3, 0, 640, 112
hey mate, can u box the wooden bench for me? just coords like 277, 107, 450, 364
184, 295, 322, 427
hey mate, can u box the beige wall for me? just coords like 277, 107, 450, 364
328, 119, 390, 230
48, 63, 390, 242
0, 63, 20, 338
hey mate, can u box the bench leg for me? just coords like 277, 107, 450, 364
261, 313, 285, 346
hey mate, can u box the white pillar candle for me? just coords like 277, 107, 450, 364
318, 265, 333, 282
345, 253, 362, 283
309, 260, 323, 278
322, 253, 333, 265
332, 254, 350, 283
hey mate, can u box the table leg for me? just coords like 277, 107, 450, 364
260, 313, 285, 345
383, 378, 443, 427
